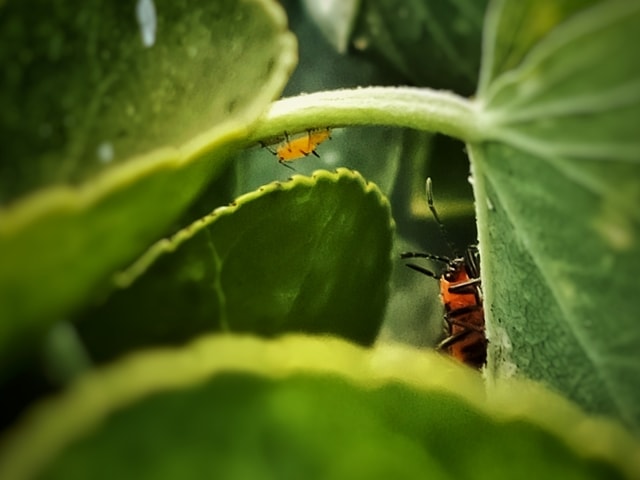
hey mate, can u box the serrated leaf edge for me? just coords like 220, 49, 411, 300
113, 168, 391, 288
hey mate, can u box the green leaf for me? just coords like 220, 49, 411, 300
0, 335, 637, 480
0, 0, 294, 202
350, 0, 488, 94
75, 169, 393, 362
471, 0, 640, 433
0, 0, 296, 370
301, 0, 360, 54
478, 0, 601, 92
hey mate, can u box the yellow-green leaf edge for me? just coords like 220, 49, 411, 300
113, 167, 391, 288
0, 334, 638, 480
0, 0, 297, 363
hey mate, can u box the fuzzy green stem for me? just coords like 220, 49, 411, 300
247, 86, 482, 144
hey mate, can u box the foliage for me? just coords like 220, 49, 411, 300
0, 0, 639, 478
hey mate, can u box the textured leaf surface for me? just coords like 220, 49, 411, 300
0, 335, 637, 480
76, 169, 393, 362
0, 0, 293, 201
0, 0, 296, 369
471, 0, 640, 433
351, 0, 488, 94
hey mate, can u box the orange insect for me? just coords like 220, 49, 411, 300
263, 128, 331, 170
401, 178, 486, 368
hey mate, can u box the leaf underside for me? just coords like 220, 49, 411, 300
75, 169, 393, 362
472, 0, 640, 434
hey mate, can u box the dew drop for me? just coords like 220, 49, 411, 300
97, 142, 114, 163
352, 35, 369, 51
486, 197, 494, 211
136, 0, 157, 48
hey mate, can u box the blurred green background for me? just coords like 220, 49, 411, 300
234, 0, 481, 348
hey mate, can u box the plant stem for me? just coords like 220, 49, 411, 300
247, 86, 481, 143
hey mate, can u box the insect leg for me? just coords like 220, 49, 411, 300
400, 251, 451, 264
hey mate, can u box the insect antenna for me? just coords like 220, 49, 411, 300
426, 177, 458, 257
400, 178, 457, 274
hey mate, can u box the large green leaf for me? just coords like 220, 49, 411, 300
350, 0, 488, 94
0, 0, 296, 369
0, 335, 637, 479
75, 169, 393, 362
0, 0, 294, 202
470, 0, 640, 433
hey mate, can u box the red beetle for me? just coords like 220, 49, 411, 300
401, 179, 486, 368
